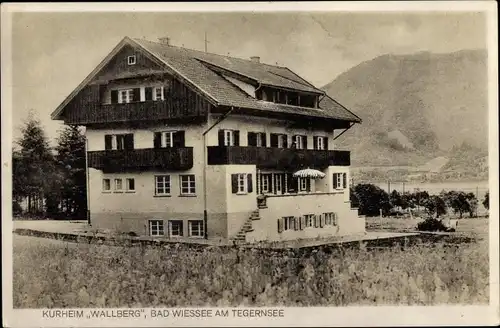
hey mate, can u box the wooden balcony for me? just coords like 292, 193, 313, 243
207, 146, 350, 169
88, 147, 193, 172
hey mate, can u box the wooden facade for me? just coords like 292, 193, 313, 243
207, 146, 350, 169
88, 148, 194, 172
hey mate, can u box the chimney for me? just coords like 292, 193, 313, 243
250, 56, 260, 63
158, 37, 171, 46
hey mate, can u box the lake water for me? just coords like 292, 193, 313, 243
373, 180, 490, 195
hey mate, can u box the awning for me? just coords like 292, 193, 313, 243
293, 168, 326, 179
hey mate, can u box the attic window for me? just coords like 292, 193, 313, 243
127, 55, 136, 65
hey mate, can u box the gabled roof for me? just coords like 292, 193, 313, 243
52, 36, 361, 123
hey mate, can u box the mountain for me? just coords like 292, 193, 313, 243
323, 49, 488, 170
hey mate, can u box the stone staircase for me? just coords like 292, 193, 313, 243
232, 209, 261, 243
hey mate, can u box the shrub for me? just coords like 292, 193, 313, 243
417, 218, 448, 232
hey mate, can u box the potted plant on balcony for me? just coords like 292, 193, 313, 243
257, 194, 267, 209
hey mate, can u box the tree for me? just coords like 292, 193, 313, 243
422, 195, 447, 218
400, 192, 415, 210
390, 190, 403, 209
411, 190, 430, 211
483, 192, 489, 210
54, 125, 87, 218
352, 184, 391, 217
465, 192, 478, 218
442, 190, 477, 218
14, 112, 57, 215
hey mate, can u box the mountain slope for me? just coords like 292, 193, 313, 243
323, 49, 488, 168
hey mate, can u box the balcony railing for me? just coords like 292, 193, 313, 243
88, 147, 193, 172
207, 146, 350, 169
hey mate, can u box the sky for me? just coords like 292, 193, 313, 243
8, 10, 487, 144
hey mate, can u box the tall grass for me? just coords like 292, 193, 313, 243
13, 236, 488, 308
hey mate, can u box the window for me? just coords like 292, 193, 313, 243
256, 133, 266, 147
162, 131, 174, 148
105, 134, 134, 150
126, 178, 135, 192
149, 220, 164, 236
316, 137, 325, 150
305, 214, 314, 228
127, 55, 136, 65
261, 174, 270, 193
333, 173, 347, 189
153, 86, 164, 101
114, 178, 123, 192
119, 89, 133, 104
324, 212, 337, 226
180, 175, 196, 195
102, 179, 111, 192
218, 129, 239, 146
292, 135, 306, 149
277, 134, 287, 148
169, 220, 184, 237
231, 173, 253, 194
188, 220, 204, 238
274, 174, 283, 194
155, 175, 171, 196
154, 131, 185, 149
283, 216, 295, 231
299, 177, 309, 192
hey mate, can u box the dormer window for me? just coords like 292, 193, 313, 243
127, 55, 136, 65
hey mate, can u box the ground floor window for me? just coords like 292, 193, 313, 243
102, 178, 111, 192
304, 214, 314, 228
149, 220, 164, 236
180, 175, 196, 195
324, 212, 337, 226
188, 220, 204, 238
169, 220, 184, 237
283, 216, 295, 231
126, 178, 135, 192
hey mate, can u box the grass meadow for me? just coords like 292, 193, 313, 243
13, 218, 489, 308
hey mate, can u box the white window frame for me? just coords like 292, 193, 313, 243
169, 220, 183, 237
316, 136, 325, 150
261, 174, 270, 193
161, 131, 175, 148
114, 178, 123, 192
102, 179, 111, 192
153, 86, 164, 101
125, 178, 135, 192
155, 175, 171, 196
277, 134, 285, 148
305, 214, 314, 228
118, 89, 133, 104
335, 173, 345, 189
127, 55, 136, 65
256, 133, 265, 147
149, 220, 164, 236
223, 130, 234, 146
275, 174, 283, 194
180, 175, 196, 195
283, 216, 294, 231
299, 177, 308, 192
324, 212, 337, 226
294, 135, 304, 149
237, 173, 247, 194
188, 220, 204, 238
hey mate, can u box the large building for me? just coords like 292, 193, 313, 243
51, 36, 365, 243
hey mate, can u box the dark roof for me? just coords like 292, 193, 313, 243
133, 38, 361, 123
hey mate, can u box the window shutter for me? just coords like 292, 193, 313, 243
306, 178, 311, 192
300, 216, 305, 230
283, 135, 288, 148
154, 132, 162, 149
179, 222, 184, 237
247, 174, 253, 193
145, 87, 153, 101
314, 215, 319, 228
270, 134, 278, 147
234, 131, 240, 146
333, 173, 338, 189
261, 133, 267, 147
343, 173, 347, 189
324, 137, 329, 150
132, 88, 141, 102
293, 217, 299, 231
320, 215, 325, 228
174, 131, 185, 147
231, 174, 238, 194
313, 136, 318, 150
277, 218, 284, 233
218, 130, 225, 146
303, 135, 308, 149
104, 135, 112, 150
247, 132, 256, 146
110, 90, 118, 104
125, 134, 134, 150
